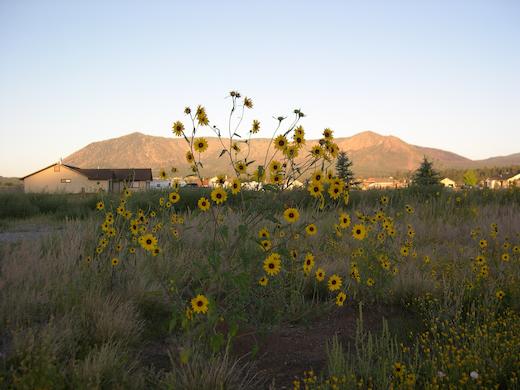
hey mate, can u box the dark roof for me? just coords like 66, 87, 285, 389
22, 163, 152, 181
77, 168, 152, 181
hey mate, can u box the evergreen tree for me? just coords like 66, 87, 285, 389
336, 151, 355, 186
411, 157, 441, 187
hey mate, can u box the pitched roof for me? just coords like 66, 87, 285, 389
77, 168, 152, 181
22, 163, 152, 181
21, 163, 80, 180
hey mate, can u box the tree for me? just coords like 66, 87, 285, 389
463, 169, 478, 187
336, 151, 355, 186
411, 157, 441, 187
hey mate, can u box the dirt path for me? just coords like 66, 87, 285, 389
0, 223, 62, 243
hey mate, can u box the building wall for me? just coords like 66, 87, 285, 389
24, 165, 109, 193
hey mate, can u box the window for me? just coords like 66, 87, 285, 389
131, 181, 140, 188
54, 165, 60, 172
61, 179, 71, 183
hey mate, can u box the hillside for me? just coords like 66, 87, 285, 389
64, 131, 520, 178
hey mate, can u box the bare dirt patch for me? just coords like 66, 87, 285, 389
0, 222, 63, 243
232, 304, 419, 388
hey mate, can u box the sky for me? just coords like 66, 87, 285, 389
0, 0, 519, 177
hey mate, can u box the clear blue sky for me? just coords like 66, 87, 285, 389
1, 0, 519, 177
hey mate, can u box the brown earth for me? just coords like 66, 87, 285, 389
232, 304, 418, 389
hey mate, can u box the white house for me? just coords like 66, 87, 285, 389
507, 173, 520, 187
440, 178, 456, 188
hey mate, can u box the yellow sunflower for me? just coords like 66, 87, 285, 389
339, 213, 351, 228
263, 253, 282, 276
496, 290, 505, 300
352, 224, 367, 240
259, 276, 268, 286
260, 240, 272, 251
323, 128, 334, 140
172, 121, 185, 136
197, 197, 210, 211
96, 201, 104, 211
243, 96, 253, 108
235, 161, 247, 174
311, 170, 324, 183
269, 160, 282, 172
251, 119, 260, 133
305, 223, 318, 236
328, 274, 342, 291
328, 184, 342, 200
307, 181, 323, 198
111, 257, 119, 266
231, 178, 241, 195
186, 151, 194, 163
211, 187, 228, 205
191, 294, 209, 314
168, 192, 180, 204
194, 137, 208, 153
303, 252, 315, 274
283, 207, 300, 223
335, 291, 346, 307
315, 267, 325, 282
270, 173, 283, 185
310, 145, 323, 158
196, 105, 209, 126
139, 233, 158, 251
274, 135, 288, 151
258, 228, 270, 239
393, 362, 405, 377
284, 145, 299, 159
293, 134, 305, 147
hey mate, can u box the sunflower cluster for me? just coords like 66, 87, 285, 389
307, 169, 348, 209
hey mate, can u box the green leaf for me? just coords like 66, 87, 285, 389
210, 333, 225, 352
238, 224, 247, 238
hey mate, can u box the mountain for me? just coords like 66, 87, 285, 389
64, 131, 520, 178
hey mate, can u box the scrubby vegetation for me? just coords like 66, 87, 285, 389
1, 93, 519, 389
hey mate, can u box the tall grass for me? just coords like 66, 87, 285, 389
1, 190, 519, 388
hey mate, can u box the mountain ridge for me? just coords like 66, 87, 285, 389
64, 131, 520, 178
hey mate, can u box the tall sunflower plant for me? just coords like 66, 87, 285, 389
90, 91, 357, 351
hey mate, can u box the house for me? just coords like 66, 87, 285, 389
150, 180, 171, 190
22, 162, 152, 193
440, 178, 456, 188
484, 177, 508, 189
362, 177, 400, 190
507, 173, 520, 187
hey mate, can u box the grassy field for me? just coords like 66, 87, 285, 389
1, 187, 519, 389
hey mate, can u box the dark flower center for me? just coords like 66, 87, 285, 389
146, 239, 152, 245
269, 263, 274, 269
